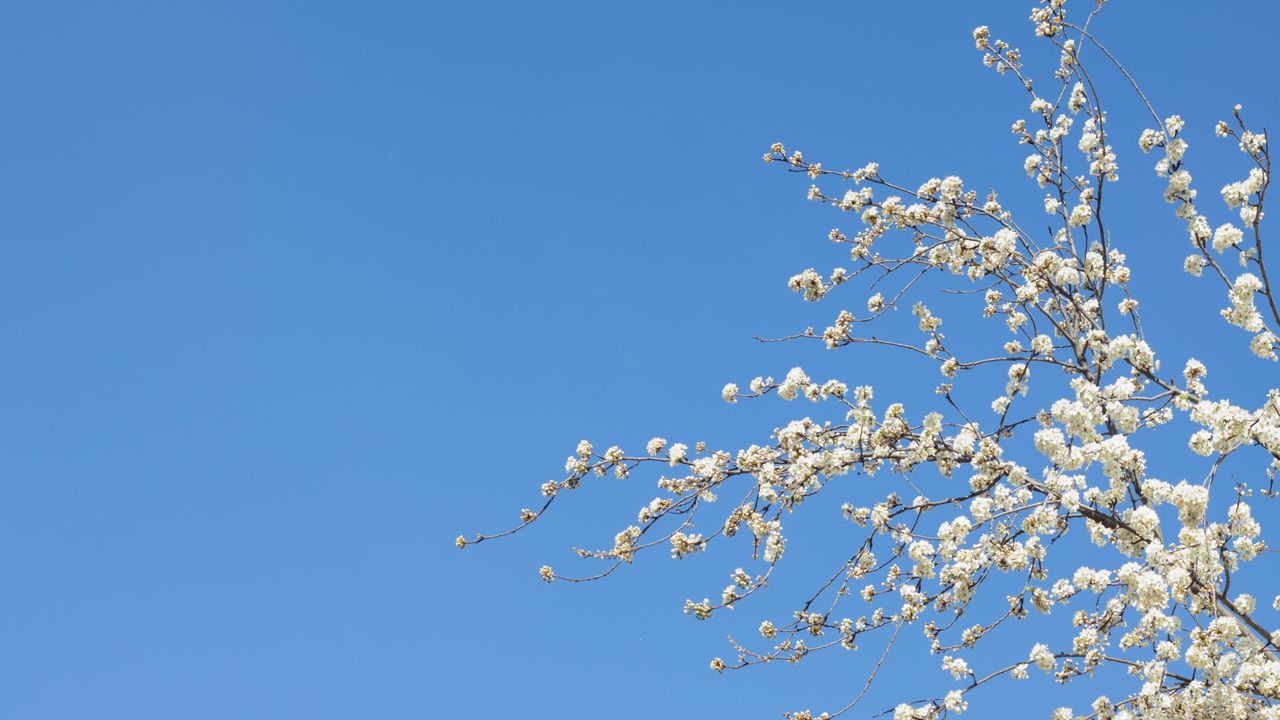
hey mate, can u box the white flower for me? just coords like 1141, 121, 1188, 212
788, 268, 827, 301
777, 367, 810, 400
1068, 82, 1087, 112
1213, 223, 1244, 252
1251, 331, 1277, 360
1068, 203, 1093, 227
941, 655, 970, 680
721, 383, 739, 403
1138, 128, 1164, 153
1222, 273, 1265, 331
894, 704, 923, 720
972, 25, 990, 49
669, 531, 705, 558
1030, 643, 1055, 672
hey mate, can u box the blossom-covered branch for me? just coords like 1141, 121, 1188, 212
465, 2, 1280, 718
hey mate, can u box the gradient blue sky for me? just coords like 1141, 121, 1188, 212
3, 2, 1279, 719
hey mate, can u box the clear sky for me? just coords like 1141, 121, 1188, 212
3, 2, 1279, 719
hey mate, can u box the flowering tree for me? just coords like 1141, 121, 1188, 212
459, 2, 1280, 718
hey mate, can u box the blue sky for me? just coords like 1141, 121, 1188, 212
2, 1, 1279, 718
